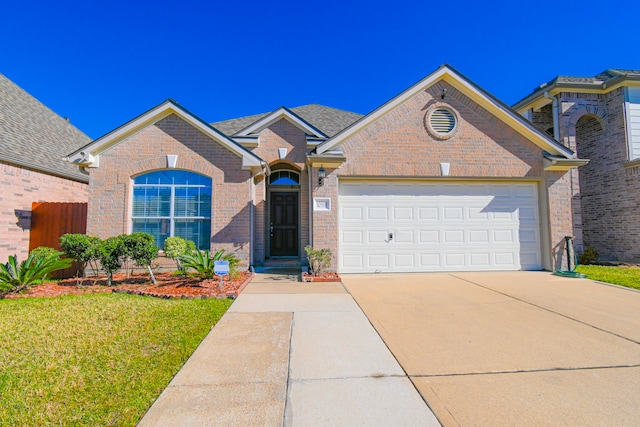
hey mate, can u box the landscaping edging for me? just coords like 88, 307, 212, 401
112, 273, 255, 299
301, 272, 342, 283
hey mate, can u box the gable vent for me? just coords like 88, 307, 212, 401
430, 108, 457, 134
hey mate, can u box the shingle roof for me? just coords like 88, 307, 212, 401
211, 104, 363, 137
514, 68, 640, 109
0, 73, 90, 182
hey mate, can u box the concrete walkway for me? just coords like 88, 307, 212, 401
139, 273, 440, 426
343, 272, 640, 426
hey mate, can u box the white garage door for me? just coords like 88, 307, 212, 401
338, 181, 542, 273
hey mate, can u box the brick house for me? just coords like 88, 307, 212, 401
0, 73, 90, 261
67, 65, 586, 273
514, 69, 640, 262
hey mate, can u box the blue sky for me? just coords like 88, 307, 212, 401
2, 0, 639, 139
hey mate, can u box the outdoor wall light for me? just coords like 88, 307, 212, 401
318, 166, 326, 186
441, 88, 447, 99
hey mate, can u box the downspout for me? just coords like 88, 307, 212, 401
308, 163, 313, 250
544, 91, 560, 142
249, 161, 269, 271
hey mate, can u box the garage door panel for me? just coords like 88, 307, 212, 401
367, 207, 388, 220
394, 254, 416, 267
495, 252, 516, 266
394, 230, 414, 243
341, 207, 363, 220
468, 230, 490, 243
339, 181, 543, 273
393, 207, 414, 220
419, 230, 440, 243
419, 207, 439, 219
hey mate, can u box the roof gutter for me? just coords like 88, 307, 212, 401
543, 154, 589, 171
543, 91, 560, 142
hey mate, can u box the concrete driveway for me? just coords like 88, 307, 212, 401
342, 272, 640, 426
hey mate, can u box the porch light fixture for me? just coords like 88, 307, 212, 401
441, 88, 447, 99
318, 166, 326, 186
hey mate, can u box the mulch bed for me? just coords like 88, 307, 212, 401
4, 271, 254, 300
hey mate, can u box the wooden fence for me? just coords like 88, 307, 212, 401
29, 202, 88, 278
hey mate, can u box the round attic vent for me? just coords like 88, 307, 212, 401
429, 108, 457, 135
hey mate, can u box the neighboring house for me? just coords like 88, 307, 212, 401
0, 73, 90, 261
66, 65, 586, 273
514, 69, 640, 262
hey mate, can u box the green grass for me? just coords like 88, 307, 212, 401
575, 265, 640, 290
0, 293, 232, 426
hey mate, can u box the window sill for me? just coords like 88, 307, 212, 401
624, 158, 640, 169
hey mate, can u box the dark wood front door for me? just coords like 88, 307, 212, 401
270, 192, 298, 256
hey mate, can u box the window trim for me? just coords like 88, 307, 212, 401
130, 170, 212, 250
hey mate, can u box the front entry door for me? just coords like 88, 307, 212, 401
270, 192, 298, 256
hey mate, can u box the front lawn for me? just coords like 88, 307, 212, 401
0, 293, 232, 426
575, 265, 640, 290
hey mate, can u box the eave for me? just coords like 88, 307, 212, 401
306, 152, 347, 168
234, 106, 329, 145
316, 64, 575, 160
543, 154, 590, 171
514, 78, 640, 114
65, 100, 264, 171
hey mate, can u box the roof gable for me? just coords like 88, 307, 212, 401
66, 100, 264, 170
514, 68, 640, 112
0, 73, 91, 182
316, 64, 575, 159
211, 104, 363, 138
234, 106, 329, 142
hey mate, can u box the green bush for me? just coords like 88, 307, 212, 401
0, 253, 72, 295
59, 234, 101, 277
29, 247, 66, 282
304, 246, 332, 276
30, 246, 62, 262
163, 236, 197, 272
98, 236, 127, 286
578, 246, 599, 265
122, 232, 158, 284
180, 249, 240, 280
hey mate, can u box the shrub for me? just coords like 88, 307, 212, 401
122, 232, 158, 284
579, 246, 599, 265
180, 249, 240, 280
98, 236, 127, 286
29, 247, 66, 282
59, 234, 101, 277
163, 236, 197, 272
0, 253, 72, 295
304, 246, 332, 276
30, 246, 62, 262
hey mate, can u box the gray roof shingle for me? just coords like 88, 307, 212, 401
0, 74, 91, 182
211, 104, 363, 137
514, 68, 640, 108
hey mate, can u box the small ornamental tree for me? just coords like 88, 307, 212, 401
98, 236, 127, 286
59, 234, 101, 277
122, 232, 158, 284
163, 236, 197, 273
304, 246, 332, 276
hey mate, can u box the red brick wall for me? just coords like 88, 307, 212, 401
527, 87, 640, 262
312, 81, 573, 271
0, 161, 88, 261
86, 114, 252, 264
250, 119, 310, 264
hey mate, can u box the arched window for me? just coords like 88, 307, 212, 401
269, 170, 300, 185
132, 170, 211, 250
